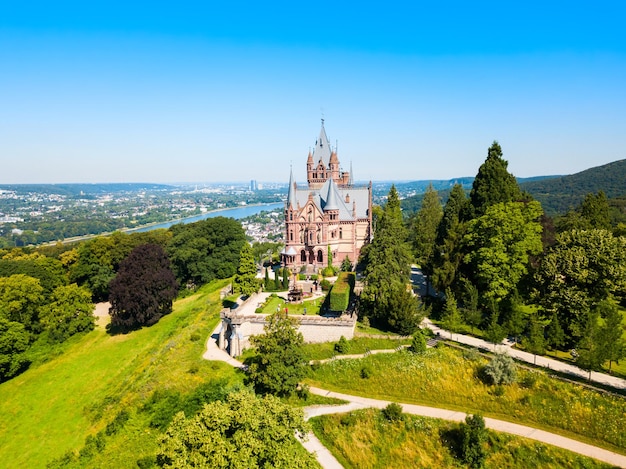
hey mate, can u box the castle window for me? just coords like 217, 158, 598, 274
301, 250, 306, 262
289, 213, 293, 221
317, 250, 323, 263
339, 227, 343, 239
290, 232, 293, 241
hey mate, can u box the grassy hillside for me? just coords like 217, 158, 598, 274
521, 159, 626, 215
312, 409, 614, 469
0, 280, 243, 468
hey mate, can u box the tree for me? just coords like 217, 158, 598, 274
441, 288, 462, 338
580, 191, 611, 230
522, 312, 546, 365
459, 414, 488, 468
484, 310, 506, 350
39, 284, 94, 342
247, 312, 307, 396
167, 217, 246, 287
233, 243, 258, 296
535, 229, 626, 339
431, 184, 467, 292
361, 185, 415, 332
468, 141, 521, 218
0, 317, 30, 382
340, 256, 353, 272
463, 201, 543, 305
576, 310, 606, 381
282, 267, 290, 290
385, 283, 423, 336
69, 236, 116, 301
409, 184, 443, 268
0, 274, 44, 332
545, 311, 565, 355
157, 390, 314, 469
109, 244, 178, 331
597, 300, 626, 373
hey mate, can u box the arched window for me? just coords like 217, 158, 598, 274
317, 250, 323, 263
301, 250, 307, 262
339, 227, 343, 239
289, 232, 293, 241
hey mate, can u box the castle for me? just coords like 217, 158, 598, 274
281, 121, 372, 271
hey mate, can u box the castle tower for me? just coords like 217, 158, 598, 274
281, 122, 372, 272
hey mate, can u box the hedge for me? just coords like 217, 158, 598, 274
328, 272, 355, 312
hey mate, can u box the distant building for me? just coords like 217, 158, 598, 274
281, 121, 372, 271
250, 180, 258, 191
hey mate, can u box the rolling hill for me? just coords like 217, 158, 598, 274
520, 159, 626, 216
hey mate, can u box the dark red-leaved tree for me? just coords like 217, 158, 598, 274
109, 244, 178, 331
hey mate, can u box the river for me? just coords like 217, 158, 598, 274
127, 202, 284, 233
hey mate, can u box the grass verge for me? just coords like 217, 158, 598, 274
311, 409, 615, 469
305, 346, 626, 455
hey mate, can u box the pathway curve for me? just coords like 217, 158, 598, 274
306, 386, 626, 468
202, 292, 626, 468
423, 318, 626, 390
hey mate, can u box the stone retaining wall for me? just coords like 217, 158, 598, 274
218, 311, 356, 356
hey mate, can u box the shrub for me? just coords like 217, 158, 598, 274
482, 353, 517, 385
459, 414, 487, 468
105, 409, 130, 436
320, 279, 331, 291
297, 383, 310, 401
361, 316, 370, 328
381, 402, 404, 422
520, 372, 538, 389
410, 330, 427, 354
321, 266, 337, 277
360, 365, 373, 379
463, 348, 481, 362
334, 336, 350, 354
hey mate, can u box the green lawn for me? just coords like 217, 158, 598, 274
0, 280, 244, 468
257, 294, 325, 315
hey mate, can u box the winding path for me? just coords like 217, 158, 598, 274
305, 386, 626, 468
202, 293, 626, 468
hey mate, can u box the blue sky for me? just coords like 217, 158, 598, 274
1, 1, 625, 184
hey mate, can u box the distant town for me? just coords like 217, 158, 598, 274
0, 179, 454, 247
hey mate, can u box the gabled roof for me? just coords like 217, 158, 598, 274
313, 121, 332, 167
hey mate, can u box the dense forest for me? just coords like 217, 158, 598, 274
401, 159, 626, 222
519, 159, 626, 215
363, 141, 626, 379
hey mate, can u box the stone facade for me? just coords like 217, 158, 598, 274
281, 121, 372, 271
218, 311, 356, 357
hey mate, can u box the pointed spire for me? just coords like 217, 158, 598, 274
287, 166, 297, 208
323, 178, 342, 211
314, 119, 332, 167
